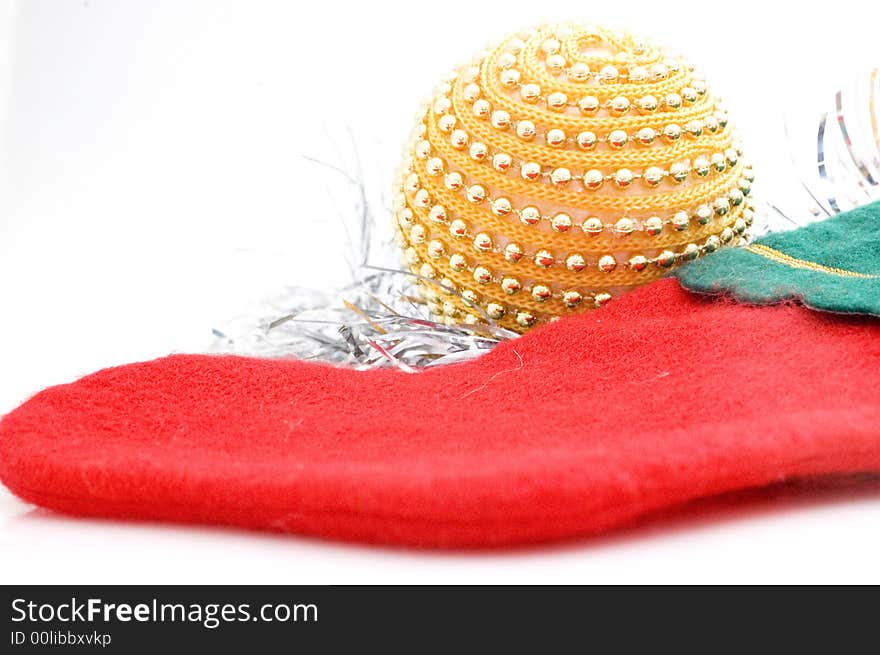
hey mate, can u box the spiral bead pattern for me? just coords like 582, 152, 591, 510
393, 23, 755, 332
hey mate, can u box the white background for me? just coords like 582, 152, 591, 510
1, 0, 879, 583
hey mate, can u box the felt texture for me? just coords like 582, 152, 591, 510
2, 278, 880, 547
677, 200, 880, 315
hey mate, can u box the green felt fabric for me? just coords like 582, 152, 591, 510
677, 200, 880, 315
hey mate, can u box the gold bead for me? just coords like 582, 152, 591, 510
598, 255, 617, 273
433, 97, 451, 115
682, 243, 700, 261
541, 37, 560, 54
468, 142, 488, 161
566, 253, 586, 272
578, 95, 600, 114
629, 66, 649, 82
449, 219, 468, 238
472, 99, 491, 118
656, 250, 676, 267
695, 204, 713, 224
577, 131, 598, 150
608, 130, 628, 149
681, 87, 698, 104
650, 63, 668, 80
729, 188, 744, 207
562, 290, 583, 308
419, 263, 436, 279
609, 95, 630, 115
669, 162, 688, 183
643, 166, 664, 187
403, 173, 419, 193
644, 216, 663, 236
713, 197, 730, 216
491, 110, 510, 129
636, 127, 656, 145
398, 207, 414, 228
637, 95, 658, 113
427, 240, 445, 259
614, 217, 635, 236
583, 169, 604, 190
593, 292, 612, 307
531, 285, 552, 302
628, 255, 648, 271
550, 167, 572, 187
486, 303, 506, 320
413, 189, 430, 208
426, 157, 445, 176
693, 156, 710, 177
569, 62, 590, 82
501, 277, 522, 294
428, 204, 448, 223
733, 218, 747, 235
664, 92, 682, 109
711, 152, 727, 173
720, 227, 735, 243
614, 168, 634, 188
462, 83, 481, 102
534, 249, 554, 267
520, 161, 542, 180
551, 212, 572, 232
671, 211, 690, 231
404, 246, 419, 265
704, 116, 720, 133
725, 148, 739, 167
546, 54, 566, 74
466, 184, 486, 203
547, 92, 568, 110
520, 83, 541, 103
492, 153, 512, 171
684, 120, 703, 138
504, 242, 524, 263
519, 205, 541, 225
582, 216, 604, 235
473, 266, 492, 284
599, 64, 619, 82
516, 120, 537, 140
663, 124, 682, 142
414, 140, 431, 159
500, 69, 521, 88
444, 172, 463, 190
461, 289, 478, 305
704, 235, 720, 252
492, 197, 512, 216
516, 311, 536, 328
473, 232, 493, 252
449, 253, 468, 271
497, 52, 517, 69
546, 128, 567, 147
450, 129, 469, 149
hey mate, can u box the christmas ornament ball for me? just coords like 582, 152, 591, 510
394, 23, 754, 332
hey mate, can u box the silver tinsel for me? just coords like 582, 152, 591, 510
211, 69, 880, 369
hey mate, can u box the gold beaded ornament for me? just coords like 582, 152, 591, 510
393, 23, 755, 332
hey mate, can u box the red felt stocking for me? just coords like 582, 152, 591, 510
2, 278, 879, 547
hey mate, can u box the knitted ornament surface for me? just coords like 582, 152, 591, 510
395, 23, 754, 332
678, 200, 880, 315
2, 279, 879, 547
